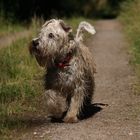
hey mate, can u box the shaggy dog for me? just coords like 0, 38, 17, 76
29, 19, 96, 123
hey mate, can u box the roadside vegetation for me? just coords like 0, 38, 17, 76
0, 16, 26, 37
0, 17, 43, 139
120, 0, 140, 94
0, 37, 44, 139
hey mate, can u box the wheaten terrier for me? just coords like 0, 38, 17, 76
29, 19, 96, 123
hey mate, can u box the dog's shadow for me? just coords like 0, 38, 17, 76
51, 103, 107, 123
0, 103, 106, 131
79, 103, 107, 120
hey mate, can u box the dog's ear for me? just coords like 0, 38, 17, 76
42, 19, 55, 28
59, 20, 72, 33
76, 21, 96, 42
28, 38, 38, 55
28, 41, 33, 55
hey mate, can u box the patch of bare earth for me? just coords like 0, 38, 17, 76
15, 20, 140, 140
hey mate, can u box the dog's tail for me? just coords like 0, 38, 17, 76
75, 21, 96, 42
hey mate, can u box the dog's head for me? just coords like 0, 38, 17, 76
29, 19, 96, 67
29, 19, 72, 67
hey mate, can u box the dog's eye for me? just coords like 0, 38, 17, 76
48, 33, 54, 39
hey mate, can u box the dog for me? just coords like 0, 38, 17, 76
29, 19, 96, 123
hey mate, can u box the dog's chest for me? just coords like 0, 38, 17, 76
45, 60, 80, 90
58, 67, 76, 86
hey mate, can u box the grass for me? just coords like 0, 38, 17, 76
0, 36, 45, 139
0, 23, 25, 37
0, 12, 26, 37
120, 0, 140, 95
0, 17, 95, 139
0, 17, 26, 37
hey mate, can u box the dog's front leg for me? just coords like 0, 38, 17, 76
63, 87, 85, 123
45, 90, 67, 119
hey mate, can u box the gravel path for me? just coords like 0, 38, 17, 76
19, 20, 140, 140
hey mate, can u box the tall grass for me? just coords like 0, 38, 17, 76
0, 37, 45, 138
0, 12, 26, 37
120, 0, 140, 94
0, 19, 26, 37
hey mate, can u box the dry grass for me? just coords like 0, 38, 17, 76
0, 37, 45, 139
120, 0, 140, 95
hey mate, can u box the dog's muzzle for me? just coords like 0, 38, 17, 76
29, 38, 48, 67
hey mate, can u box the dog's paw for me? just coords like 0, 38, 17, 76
63, 116, 79, 123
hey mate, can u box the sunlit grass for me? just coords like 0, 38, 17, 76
120, 0, 140, 94
0, 37, 45, 138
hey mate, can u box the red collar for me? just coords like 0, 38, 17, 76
55, 52, 73, 69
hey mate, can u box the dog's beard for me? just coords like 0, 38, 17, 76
34, 54, 47, 67
33, 39, 75, 68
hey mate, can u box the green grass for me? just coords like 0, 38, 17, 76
0, 23, 25, 37
0, 37, 45, 139
0, 13, 26, 37
0, 17, 95, 139
120, 0, 140, 95
0, 18, 26, 37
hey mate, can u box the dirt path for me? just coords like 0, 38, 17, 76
20, 20, 140, 140
0, 30, 31, 48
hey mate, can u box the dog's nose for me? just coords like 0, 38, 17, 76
32, 38, 39, 47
